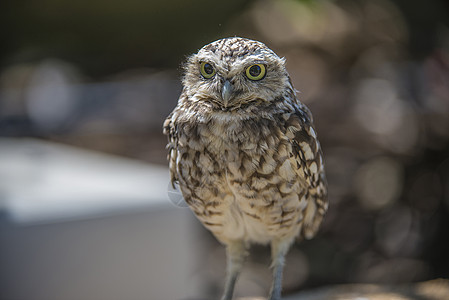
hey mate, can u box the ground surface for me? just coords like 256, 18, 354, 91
233, 279, 449, 300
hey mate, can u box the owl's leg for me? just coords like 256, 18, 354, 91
268, 238, 293, 300
221, 240, 248, 300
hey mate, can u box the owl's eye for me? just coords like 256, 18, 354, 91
245, 64, 266, 81
200, 62, 216, 79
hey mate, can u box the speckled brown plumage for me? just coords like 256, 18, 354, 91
163, 37, 327, 300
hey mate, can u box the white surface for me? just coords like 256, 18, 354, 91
0, 138, 171, 224
0, 208, 205, 300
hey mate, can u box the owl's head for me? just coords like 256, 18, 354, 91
182, 37, 294, 111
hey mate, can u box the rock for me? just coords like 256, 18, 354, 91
234, 279, 449, 300
282, 279, 449, 300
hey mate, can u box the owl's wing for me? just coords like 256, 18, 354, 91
286, 108, 328, 239
163, 112, 179, 187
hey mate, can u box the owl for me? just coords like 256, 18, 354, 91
163, 37, 327, 300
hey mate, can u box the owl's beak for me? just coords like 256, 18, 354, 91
221, 80, 233, 107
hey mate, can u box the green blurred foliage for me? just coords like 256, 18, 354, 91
2, 0, 448, 76
0, 0, 253, 76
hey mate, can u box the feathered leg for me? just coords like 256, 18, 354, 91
268, 238, 294, 300
221, 240, 248, 300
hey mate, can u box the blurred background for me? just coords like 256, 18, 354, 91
1, 0, 449, 299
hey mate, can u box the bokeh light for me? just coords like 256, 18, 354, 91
1, 0, 449, 299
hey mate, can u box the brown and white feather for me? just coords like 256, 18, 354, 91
163, 38, 327, 248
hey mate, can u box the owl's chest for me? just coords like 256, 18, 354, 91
175, 118, 305, 243
176, 118, 266, 191
178, 117, 284, 188
198, 119, 270, 170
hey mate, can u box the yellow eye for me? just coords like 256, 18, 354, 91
200, 62, 216, 79
245, 64, 266, 81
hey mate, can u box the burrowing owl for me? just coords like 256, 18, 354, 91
163, 37, 327, 300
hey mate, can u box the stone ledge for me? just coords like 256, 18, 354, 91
234, 279, 449, 300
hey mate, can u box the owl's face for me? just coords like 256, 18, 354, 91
182, 37, 293, 111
